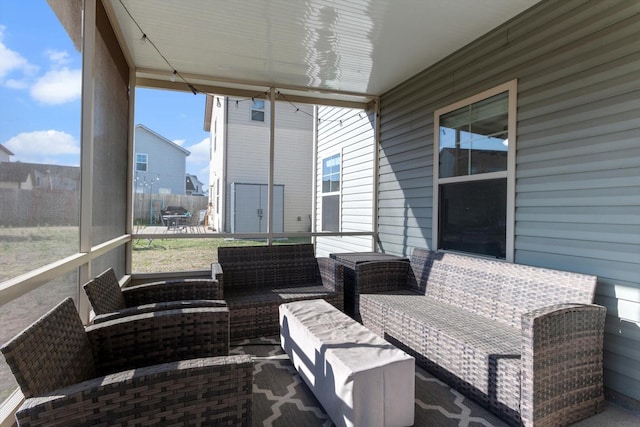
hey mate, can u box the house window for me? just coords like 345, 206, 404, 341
321, 153, 340, 232
251, 99, 265, 122
216, 179, 220, 214
433, 80, 516, 260
135, 153, 148, 172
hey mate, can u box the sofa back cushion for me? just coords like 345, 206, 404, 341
409, 249, 597, 328
218, 244, 320, 289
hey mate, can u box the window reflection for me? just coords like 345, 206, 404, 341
439, 92, 508, 178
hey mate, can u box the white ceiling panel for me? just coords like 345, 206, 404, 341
105, 0, 541, 103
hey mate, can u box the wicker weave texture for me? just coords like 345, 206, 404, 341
15, 355, 253, 427
83, 267, 224, 321
2, 298, 252, 426
1, 298, 95, 398
213, 244, 344, 341
87, 306, 231, 376
83, 268, 126, 314
358, 248, 606, 427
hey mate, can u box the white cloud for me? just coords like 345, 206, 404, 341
0, 26, 39, 83
45, 49, 71, 66
30, 67, 81, 104
5, 78, 29, 89
4, 130, 80, 163
173, 139, 186, 147
0, 26, 80, 104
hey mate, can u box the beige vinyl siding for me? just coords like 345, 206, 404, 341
378, 0, 640, 401
222, 99, 313, 232
274, 102, 314, 233
316, 107, 375, 257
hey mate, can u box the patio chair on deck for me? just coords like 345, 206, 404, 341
187, 209, 206, 233
1, 297, 253, 426
83, 267, 225, 323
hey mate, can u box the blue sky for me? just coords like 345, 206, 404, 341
0, 1, 211, 186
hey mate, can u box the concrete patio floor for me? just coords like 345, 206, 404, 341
570, 402, 639, 427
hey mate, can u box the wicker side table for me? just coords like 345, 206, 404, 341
330, 252, 408, 319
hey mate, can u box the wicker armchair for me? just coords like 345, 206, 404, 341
84, 267, 225, 323
1, 297, 253, 426
212, 244, 344, 341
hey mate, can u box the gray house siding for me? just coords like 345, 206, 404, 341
134, 125, 190, 195
378, 0, 640, 402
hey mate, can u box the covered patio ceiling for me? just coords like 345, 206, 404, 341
103, 0, 541, 106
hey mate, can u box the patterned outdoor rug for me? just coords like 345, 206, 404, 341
230, 337, 511, 427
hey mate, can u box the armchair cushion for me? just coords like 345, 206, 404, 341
91, 299, 227, 324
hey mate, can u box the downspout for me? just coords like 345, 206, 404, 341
222, 97, 229, 232
267, 87, 276, 245
372, 97, 381, 252
311, 105, 318, 247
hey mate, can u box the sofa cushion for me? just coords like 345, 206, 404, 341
225, 284, 336, 305
361, 291, 522, 413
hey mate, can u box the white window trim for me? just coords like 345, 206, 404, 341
432, 79, 517, 262
321, 150, 342, 232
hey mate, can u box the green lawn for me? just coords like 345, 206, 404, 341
132, 236, 311, 273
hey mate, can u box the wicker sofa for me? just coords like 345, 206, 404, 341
1, 298, 253, 426
356, 248, 606, 427
212, 243, 344, 340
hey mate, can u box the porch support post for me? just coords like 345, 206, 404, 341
311, 105, 318, 247
78, 0, 96, 323
267, 87, 276, 244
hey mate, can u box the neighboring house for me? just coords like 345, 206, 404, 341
134, 124, 190, 195
185, 173, 205, 196
0, 144, 13, 163
0, 162, 79, 191
205, 96, 314, 233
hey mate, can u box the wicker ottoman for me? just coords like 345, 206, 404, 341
279, 299, 415, 427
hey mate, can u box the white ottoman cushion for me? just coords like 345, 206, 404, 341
280, 299, 415, 427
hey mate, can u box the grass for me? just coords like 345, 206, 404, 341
132, 236, 311, 273
0, 226, 79, 282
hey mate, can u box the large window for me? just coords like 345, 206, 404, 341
433, 81, 516, 260
321, 153, 341, 232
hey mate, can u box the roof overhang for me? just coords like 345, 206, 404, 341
100, 0, 541, 107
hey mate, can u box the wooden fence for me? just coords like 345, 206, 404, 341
0, 189, 79, 227
0, 189, 207, 227
133, 193, 208, 225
